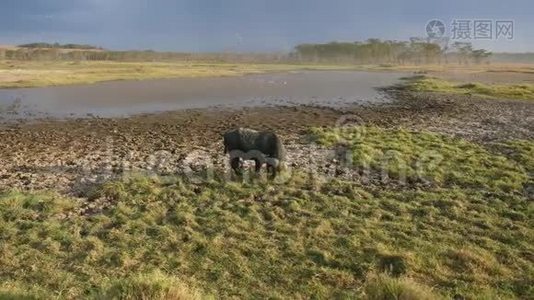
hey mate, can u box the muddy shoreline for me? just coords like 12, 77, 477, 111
1, 86, 532, 197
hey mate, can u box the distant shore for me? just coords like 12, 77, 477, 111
0, 61, 368, 89
1, 60, 534, 89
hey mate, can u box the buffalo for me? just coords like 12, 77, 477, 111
223, 128, 285, 177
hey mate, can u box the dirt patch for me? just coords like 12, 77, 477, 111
0, 91, 532, 196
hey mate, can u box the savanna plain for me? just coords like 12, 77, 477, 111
0, 60, 532, 299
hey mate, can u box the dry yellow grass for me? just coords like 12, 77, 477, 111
372, 62, 534, 73
0, 60, 364, 88
3, 60, 534, 89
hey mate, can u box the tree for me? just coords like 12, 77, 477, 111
451, 42, 473, 64
471, 49, 492, 64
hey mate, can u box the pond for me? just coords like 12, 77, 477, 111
0, 71, 406, 119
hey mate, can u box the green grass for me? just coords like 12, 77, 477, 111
311, 126, 530, 193
403, 76, 534, 100
498, 139, 534, 172
0, 127, 532, 299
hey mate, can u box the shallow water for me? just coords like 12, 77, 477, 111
0, 71, 405, 119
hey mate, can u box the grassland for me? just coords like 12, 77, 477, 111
403, 75, 534, 100
0, 60, 364, 89
0, 126, 532, 299
2, 60, 534, 89
372, 63, 534, 74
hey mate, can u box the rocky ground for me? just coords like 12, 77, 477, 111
0, 89, 533, 198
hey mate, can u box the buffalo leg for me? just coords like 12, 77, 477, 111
267, 164, 277, 179
230, 157, 242, 175
253, 158, 262, 173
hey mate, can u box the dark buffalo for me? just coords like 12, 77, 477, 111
223, 128, 285, 177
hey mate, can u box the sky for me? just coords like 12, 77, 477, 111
1, 0, 533, 52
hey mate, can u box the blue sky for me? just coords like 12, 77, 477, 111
1, 0, 533, 52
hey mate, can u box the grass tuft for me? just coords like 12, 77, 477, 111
363, 273, 440, 300
93, 270, 204, 300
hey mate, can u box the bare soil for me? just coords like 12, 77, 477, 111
1, 86, 532, 197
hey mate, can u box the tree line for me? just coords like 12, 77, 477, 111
292, 39, 492, 65
0, 39, 521, 65
18, 42, 103, 50
0, 47, 288, 63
